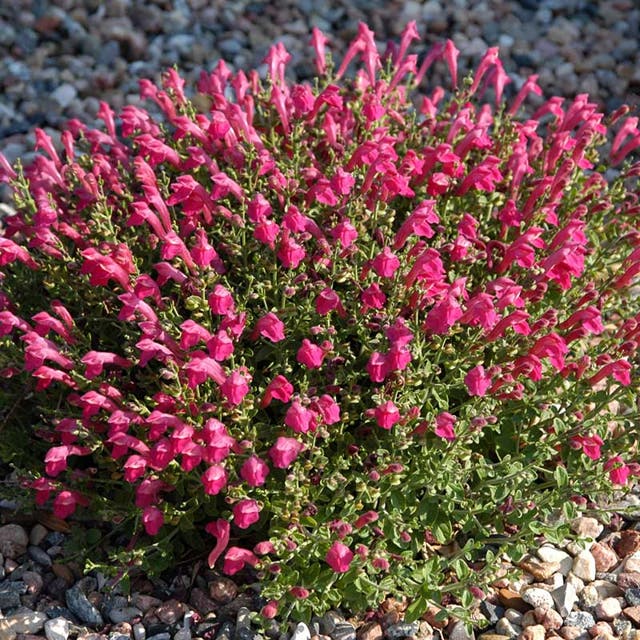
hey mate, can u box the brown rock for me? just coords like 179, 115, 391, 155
590, 543, 619, 573
594, 597, 622, 621
559, 626, 588, 640
615, 531, 640, 558
209, 576, 238, 604
478, 636, 511, 640
189, 587, 218, 615
534, 607, 563, 631
589, 622, 613, 638
623, 605, 640, 625
357, 622, 384, 640
498, 588, 530, 613
617, 572, 640, 589
51, 563, 75, 585
131, 594, 162, 612
154, 598, 186, 625
571, 517, 603, 540
519, 557, 561, 581
521, 624, 546, 640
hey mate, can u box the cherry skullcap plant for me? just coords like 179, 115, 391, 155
0, 20, 639, 625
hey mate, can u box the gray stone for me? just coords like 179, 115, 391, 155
495, 618, 521, 638
0, 583, 22, 609
0, 524, 28, 559
480, 601, 503, 625
65, 585, 104, 627
28, 544, 53, 567
44, 617, 71, 640
564, 611, 595, 629
522, 588, 554, 610
449, 620, 474, 640
217, 621, 235, 640
147, 634, 171, 640
551, 581, 578, 617
50, 83, 78, 109
292, 623, 311, 640
29, 524, 49, 546
0, 610, 48, 636
572, 550, 596, 582
386, 622, 420, 639
109, 606, 143, 624
626, 587, 640, 605
537, 546, 573, 576
332, 622, 356, 640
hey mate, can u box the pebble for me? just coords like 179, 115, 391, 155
44, 617, 71, 640
0, 524, 29, 559
573, 550, 597, 582
564, 611, 596, 629
595, 597, 623, 621
386, 623, 420, 639
66, 584, 104, 627
293, 623, 312, 640
522, 588, 555, 610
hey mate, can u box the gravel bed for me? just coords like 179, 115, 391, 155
1, 0, 640, 638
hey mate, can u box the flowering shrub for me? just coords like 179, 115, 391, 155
1, 21, 640, 623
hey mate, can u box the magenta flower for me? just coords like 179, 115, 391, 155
371, 247, 401, 278
316, 287, 344, 316
208, 284, 235, 315
570, 434, 604, 461
361, 283, 386, 310
240, 455, 270, 487
331, 219, 358, 248
434, 412, 457, 441
223, 547, 259, 576
202, 464, 228, 495
253, 312, 285, 343
53, 490, 88, 520
325, 541, 354, 573
220, 370, 250, 405
313, 394, 341, 425
464, 365, 492, 397
207, 330, 234, 361
604, 456, 630, 486
261, 374, 294, 408
285, 400, 317, 433
269, 437, 304, 469
297, 338, 325, 369
142, 506, 164, 536
366, 351, 389, 383
374, 401, 401, 430
123, 454, 148, 483
233, 499, 261, 529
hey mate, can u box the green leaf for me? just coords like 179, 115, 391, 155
404, 595, 428, 623
554, 465, 568, 489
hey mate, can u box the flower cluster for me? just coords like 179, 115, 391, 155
0, 22, 639, 622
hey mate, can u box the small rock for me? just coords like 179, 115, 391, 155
591, 580, 622, 599
572, 550, 596, 582
0, 524, 29, 559
0, 611, 48, 636
448, 620, 474, 640
28, 544, 53, 567
595, 597, 622, 621
533, 607, 563, 631
571, 518, 603, 540
495, 618, 521, 638
520, 611, 536, 628
133, 622, 146, 640
537, 546, 573, 576
552, 581, 579, 617
189, 588, 217, 615
30, 524, 49, 546
385, 623, 419, 640
522, 588, 554, 610
51, 563, 75, 585
50, 83, 78, 109
520, 625, 545, 640
623, 605, 640, 625
503, 609, 523, 625
293, 623, 311, 640
156, 599, 187, 625
66, 585, 104, 627
478, 636, 510, 640
332, 622, 357, 640
626, 587, 640, 606
580, 585, 600, 608
45, 617, 71, 640
590, 543, 619, 573
356, 622, 383, 640
109, 607, 144, 624
564, 611, 596, 629
615, 531, 640, 558
624, 551, 640, 573
479, 601, 504, 625
558, 626, 588, 640
147, 634, 171, 640
22, 570, 44, 595
618, 572, 640, 589
613, 618, 633, 637
519, 556, 561, 581
132, 594, 162, 612
209, 576, 238, 604
0, 584, 22, 609
497, 589, 528, 613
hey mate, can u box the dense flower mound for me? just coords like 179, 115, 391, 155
1, 22, 640, 623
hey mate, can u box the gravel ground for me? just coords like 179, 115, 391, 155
1, 1, 640, 639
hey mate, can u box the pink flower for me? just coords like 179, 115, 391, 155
374, 401, 401, 430
208, 285, 235, 315
354, 510, 379, 529
423, 295, 463, 334
366, 351, 388, 383
261, 600, 279, 619
207, 330, 234, 360
206, 518, 231, 568
253, 312, 285, 342
434, 412, 457, 440
184, 352, 225, 388
269, 437, 304, 468
240, 455, 270, 487
261, 374, 294, 408
371, 247, 400, 278
142, 506, 164, 536
223, 547, 259, 575
233, 499, 261, 530
570, 434, 604, 461
290, 586, 310, 599
464, 365, 492, 397
202, 464, 228, 495
313, 394, 341, 425
123, 454, 148, 482
297, 339, 325, 369
285, 400, 317, 433
277, 231, 306, 269
325, 541, 354, 573
316, 287, 344, 316
81, 350, 132, 379
387, 344, 412, 372
361, 283, 386, 310
53, 490, 88, 519
220, 371, 250, 405
44, 445, 90, 477
605, 456, 630, 486
331, 219, 358, 248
